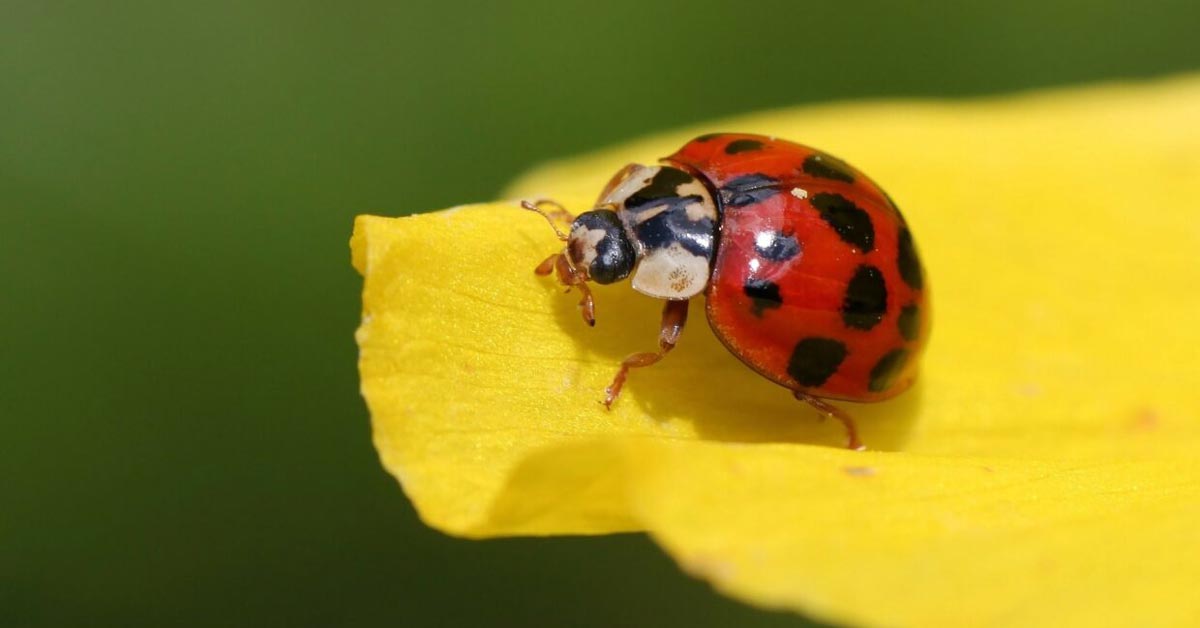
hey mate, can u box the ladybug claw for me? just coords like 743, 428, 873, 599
795, 391, 864, 451
578, 288, 596, 327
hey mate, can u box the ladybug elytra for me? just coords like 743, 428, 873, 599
523, 133, 928, 450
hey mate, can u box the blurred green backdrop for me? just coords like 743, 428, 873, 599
3, 1, 1198, 626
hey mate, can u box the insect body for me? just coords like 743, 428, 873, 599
524, 133, 928, 449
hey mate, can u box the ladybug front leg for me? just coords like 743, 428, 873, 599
532, 253, 596, 326
794, 392, 865, 451
603, 299, 689, 408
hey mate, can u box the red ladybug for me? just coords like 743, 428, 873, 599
523, 133, 928, 449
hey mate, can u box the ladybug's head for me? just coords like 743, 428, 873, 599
565, 209, 636, 285
520, 199, 637, 326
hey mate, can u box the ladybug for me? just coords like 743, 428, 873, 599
523, 133, 928, 449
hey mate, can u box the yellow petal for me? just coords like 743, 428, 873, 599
354, 75, 1200, 627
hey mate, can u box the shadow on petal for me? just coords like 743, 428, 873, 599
538, 270, 921, 451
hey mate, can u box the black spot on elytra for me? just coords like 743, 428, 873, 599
842, 265, 887, 330
810, 193, 875, 252
869, 348, 910, 393
721, 173, 779, 208
624, 167, 697, 210
897, 304, 920, 341
801, 153, 855, 183
787, 337, 847, 387
753, 231, 801, 262
743, 278, 783, 316
694, 133, 724, 142
725, 138, 764, 154
897, 227, 923, 290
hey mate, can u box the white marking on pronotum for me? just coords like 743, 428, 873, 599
684, 201, 709, 221
631, 242, 709, 299
790, 187, 809, 199
677, 179, 718, 221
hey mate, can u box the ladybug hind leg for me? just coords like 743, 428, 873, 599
603, 299, 689, 408
794, 391, 865, 451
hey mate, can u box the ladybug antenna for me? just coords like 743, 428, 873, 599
520, 199, 572, 242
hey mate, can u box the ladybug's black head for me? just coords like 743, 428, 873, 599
566, 209, 636, 284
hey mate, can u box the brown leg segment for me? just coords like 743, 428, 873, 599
532, 253, 595, 326
534, 253, 559, 276
604, 299, 689, 408
553, 254, 594, 326
795, 391, 865, 451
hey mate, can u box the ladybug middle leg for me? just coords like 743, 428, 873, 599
603, 299, 689, 408
794, 392, 865, 451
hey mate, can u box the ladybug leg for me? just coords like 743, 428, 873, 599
533, 253, 595, 325
794, 392, 865, 451
553, 254, 595, 326
534, 253, 559, 276
603, 299, 689, 408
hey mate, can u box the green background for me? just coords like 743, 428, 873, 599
4, 2, 1198, 626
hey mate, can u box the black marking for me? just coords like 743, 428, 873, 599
810, 193, 875, 252
897, 304, 920, 341
842, 265, 887, 330
754, 231, 801, 262
869, 348, 910, 393
897, 227, 923, 290
725, 139, 765, 154
743, 278, 783, 317
634, 210, 715, 258
801, 153, 855, 183
787, 337, 847, 388
721, 173, 779, 208
694, 133, 724, 142
624, 167, 697, 210
622, 166, 714, 258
